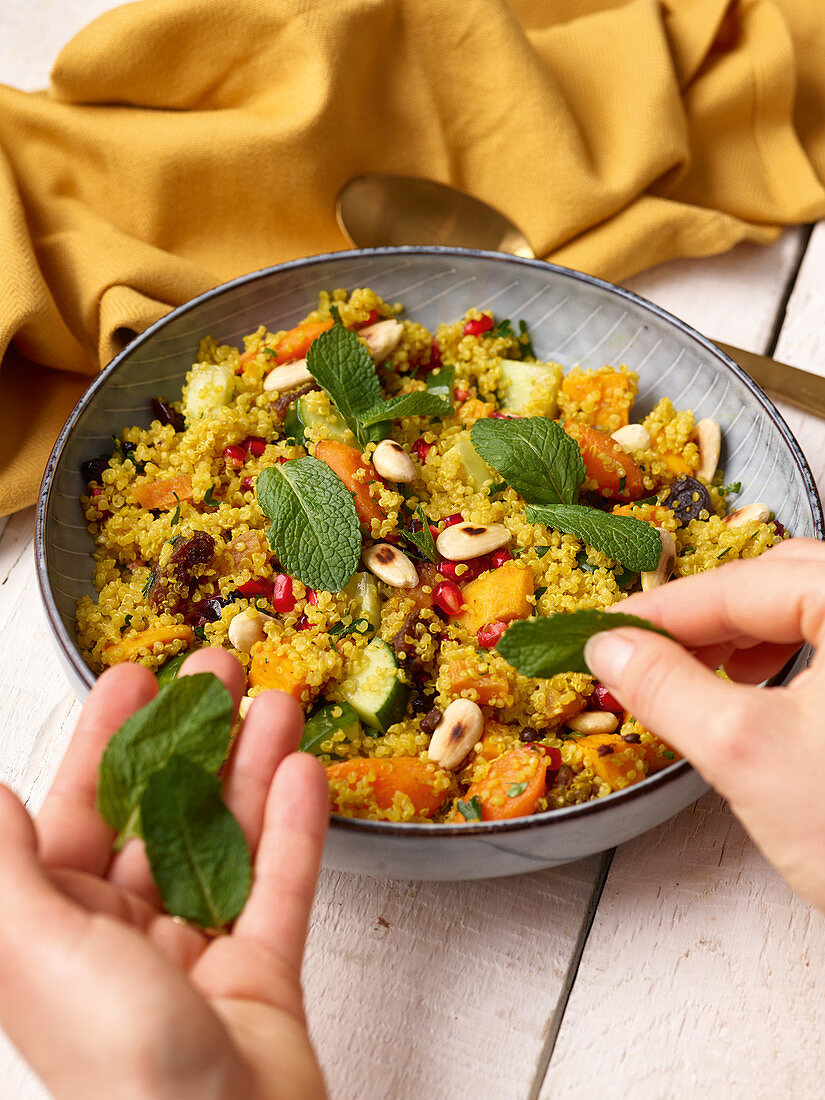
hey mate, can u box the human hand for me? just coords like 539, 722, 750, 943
0, 649, 329, 1100
584, 537, 825, 911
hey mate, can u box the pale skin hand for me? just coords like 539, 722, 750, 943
584, 536, 825, 911
0, 648, 329, 1100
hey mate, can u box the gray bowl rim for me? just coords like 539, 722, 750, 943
35, 245, 824, 839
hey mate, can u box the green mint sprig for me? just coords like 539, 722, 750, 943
399, 504, 438, 563
471, 417, 585, 505
256, 457, 361, 592
471, 416, 664, 573
141, 755, 251, 930
526, 505, 662, 572
425, 365, 454, 399
306, 311, 452, 447
97, 672, 234, 842
497, 610, 672, 678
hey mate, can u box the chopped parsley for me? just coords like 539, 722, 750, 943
456, 795, 483, 822
506, 782, 528, 797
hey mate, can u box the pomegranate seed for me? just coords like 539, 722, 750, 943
591, 683, 623, 713
271, 574, 296, 612
295, 613, 310, 630
489, 548, 513, 569
463, 315, 494, 337
543, 746, 562, 771
411, 438, 432, 463
240, 476, 256, 492
428, 524, 440, 542
454, 387, 470, 401
433, 579, 464, 616
90, 485, 104, 497
244, 435, 267, 457
356, 309, 379, 328
430, 340, 442, 367
305, 588, 319, 605
236, 577, 273, 598
492, 410, 519, 419
437, 557, 487, 583
477, 620, 508, 648
443, 513, 463, 527
223, 444, 246, 467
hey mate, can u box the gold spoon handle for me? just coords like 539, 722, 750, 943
714, 340, 825, 420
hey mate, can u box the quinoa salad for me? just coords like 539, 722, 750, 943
77, 287, 783, 824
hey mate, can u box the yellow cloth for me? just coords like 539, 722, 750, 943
2, 0, 825, 514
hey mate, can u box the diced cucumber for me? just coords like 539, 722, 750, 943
283, 393, 355, 446
448, 433, 494, 491
343, 571, 381, 632
155, 652, 188, 687
498, 360, 563, 417
342, 638, 408, 733
425, 364, 455, 400
300, 701, 361, 759
181, 361, 236, 424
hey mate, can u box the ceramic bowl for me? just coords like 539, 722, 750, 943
36, 247, 823, 880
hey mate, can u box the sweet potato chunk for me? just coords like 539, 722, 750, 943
560, 367, 637, 433
272, 319, 334, 365
456, 560, 533, 634
131, 475, 193, 511
326, 757, 451, 820
462, 747, 548, 820
448, 659, 511, 706
314, 440, 385, 529
562, 420, 645, 501
103, 624, 193, 666
248, 643, 311, 701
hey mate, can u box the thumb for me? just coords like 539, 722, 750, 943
583, 629, 790, 793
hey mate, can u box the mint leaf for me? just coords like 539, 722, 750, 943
456, 795, 483, 822
425, 365, 454, 399
526, 504, 662, 572
507, 782, 528, 797
306, 319, 383, 440
471, 417, 585, 505
399, 504, 438, 563
497, 610, 672, 678
141, 755, 251, 930
256, 456, 361, 591
360, 391, 452, 427
97, 672, 234, 840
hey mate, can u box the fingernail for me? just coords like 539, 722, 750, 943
584, 631, 635, 687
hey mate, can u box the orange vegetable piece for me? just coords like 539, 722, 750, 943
326, 757, 451, 820
248, 644, 311, 701
612, 503, 673, 528
661, 452, 694, 477
103, 624, 194, 666
458, 398, 495, 425
562, 420, 645, 501
560, 367, 637, 432
456, 560, 533, 634
272, 318, 334, 365
131, 475, 194, 511
574, 733, 648, 790
448, 659, 511, 706
475, 719, 513, 762
314, 439, 385, 529
464, 746, 548, 820
222, 530, 268, 572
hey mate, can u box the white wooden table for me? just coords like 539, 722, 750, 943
3, 6, 825, 1098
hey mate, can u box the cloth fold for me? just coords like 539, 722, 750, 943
2, 0, 825, 514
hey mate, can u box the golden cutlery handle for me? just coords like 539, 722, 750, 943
715, 340, 825, 420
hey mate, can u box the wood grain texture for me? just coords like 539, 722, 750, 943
305, 859, 608, 1100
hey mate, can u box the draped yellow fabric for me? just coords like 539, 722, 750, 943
2, 0, 825, 513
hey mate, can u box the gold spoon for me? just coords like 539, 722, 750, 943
337, 172, 825, 418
